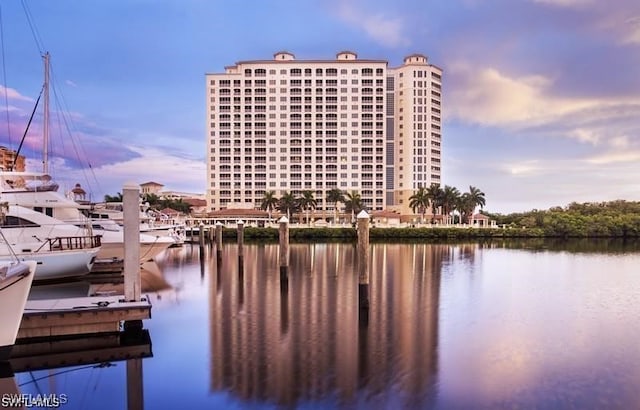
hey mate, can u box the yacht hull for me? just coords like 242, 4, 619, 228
0, 261, 36, 360
98, 240, 173, 261
0, 249, 98, 281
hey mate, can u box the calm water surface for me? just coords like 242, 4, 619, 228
14, 240, 640, 409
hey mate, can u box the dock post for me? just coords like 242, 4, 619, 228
357, 210, 370, 324
278, 216, 289, 282
237, 220, 245, 306
237, 220, 245, 261
215, 222, 223, 250
208, 225, 215, 244
123, 183, 141, 302
215, 222, 223, 278
198, 223, 206, 248
198, 223, 206, 272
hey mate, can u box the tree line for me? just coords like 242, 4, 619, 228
408, 184, 486, 224
483, 200, 640, 237
105, 184, 487, 224
260, 188, 365, 224
104, 192, 192, 214
259, 184, 486, 224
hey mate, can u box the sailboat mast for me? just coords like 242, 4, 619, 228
43, 52, 49, 174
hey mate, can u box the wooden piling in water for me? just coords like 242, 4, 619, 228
278, 216, 290, 280
123, 183, 141, 303
237, 220, 245, 260
357, 210, 370, 323
198, 223, 206, 248
208, 225, 215, 244
215, 222, 223, 249
198, 223, 206, 277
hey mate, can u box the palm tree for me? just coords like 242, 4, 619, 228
260, 191, 279, 222
298, 190, 317, 225
425, 183, 443, 224
326, 188, 344, 224
142, 193, 160, 206
440, 185, 461, 225
467, 185, 486, 214
104, 192, 123, 202
344, 191, 364, 223
409, 186, 430, 224
277, 191, 298, 221
457, 193, 476, 224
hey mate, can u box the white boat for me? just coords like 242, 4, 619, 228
0, 172, 175, 261
0, 205, 99, 280
90, 202, 186, 246
0, 260, 36, 360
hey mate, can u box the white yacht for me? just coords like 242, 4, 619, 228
0, 171, 175, 261
0, 205, 99, 280
90, 202, 186, 246
0, 260, 36, 360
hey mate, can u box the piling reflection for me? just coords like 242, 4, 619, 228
209, 243, 450, 407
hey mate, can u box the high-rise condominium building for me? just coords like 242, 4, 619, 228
0, 146, 25, 171
206, 51, 442, 215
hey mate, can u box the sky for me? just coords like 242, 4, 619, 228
0, 0, 639, 213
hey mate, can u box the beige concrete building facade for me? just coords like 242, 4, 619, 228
206, 51, 442, 215
0, 146, 25, 171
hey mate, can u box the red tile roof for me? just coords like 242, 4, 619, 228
206, 209, 270, 218
183, 198, 207, 206
159, 207, 181, 216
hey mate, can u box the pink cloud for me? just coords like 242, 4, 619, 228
0, 85, 34, 102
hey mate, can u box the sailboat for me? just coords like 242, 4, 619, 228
2, 53, 174, 262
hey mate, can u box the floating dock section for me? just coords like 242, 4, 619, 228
18, 295, 151, 340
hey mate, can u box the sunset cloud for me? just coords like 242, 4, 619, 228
585, 150, 640, 165
0, 85, 33, 102
335, 0, 410, 48
447, 63, 640, 151
448, 64, 595, 127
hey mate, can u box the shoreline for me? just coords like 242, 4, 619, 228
210, 226, 640, 242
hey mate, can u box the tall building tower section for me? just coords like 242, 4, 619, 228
206, 52, 442, 215
388, 54, 442, 212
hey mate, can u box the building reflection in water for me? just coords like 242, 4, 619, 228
209, 243, 453, 407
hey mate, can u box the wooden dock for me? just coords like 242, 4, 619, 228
91, 258, 125, 274
18, 295, 152, 340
